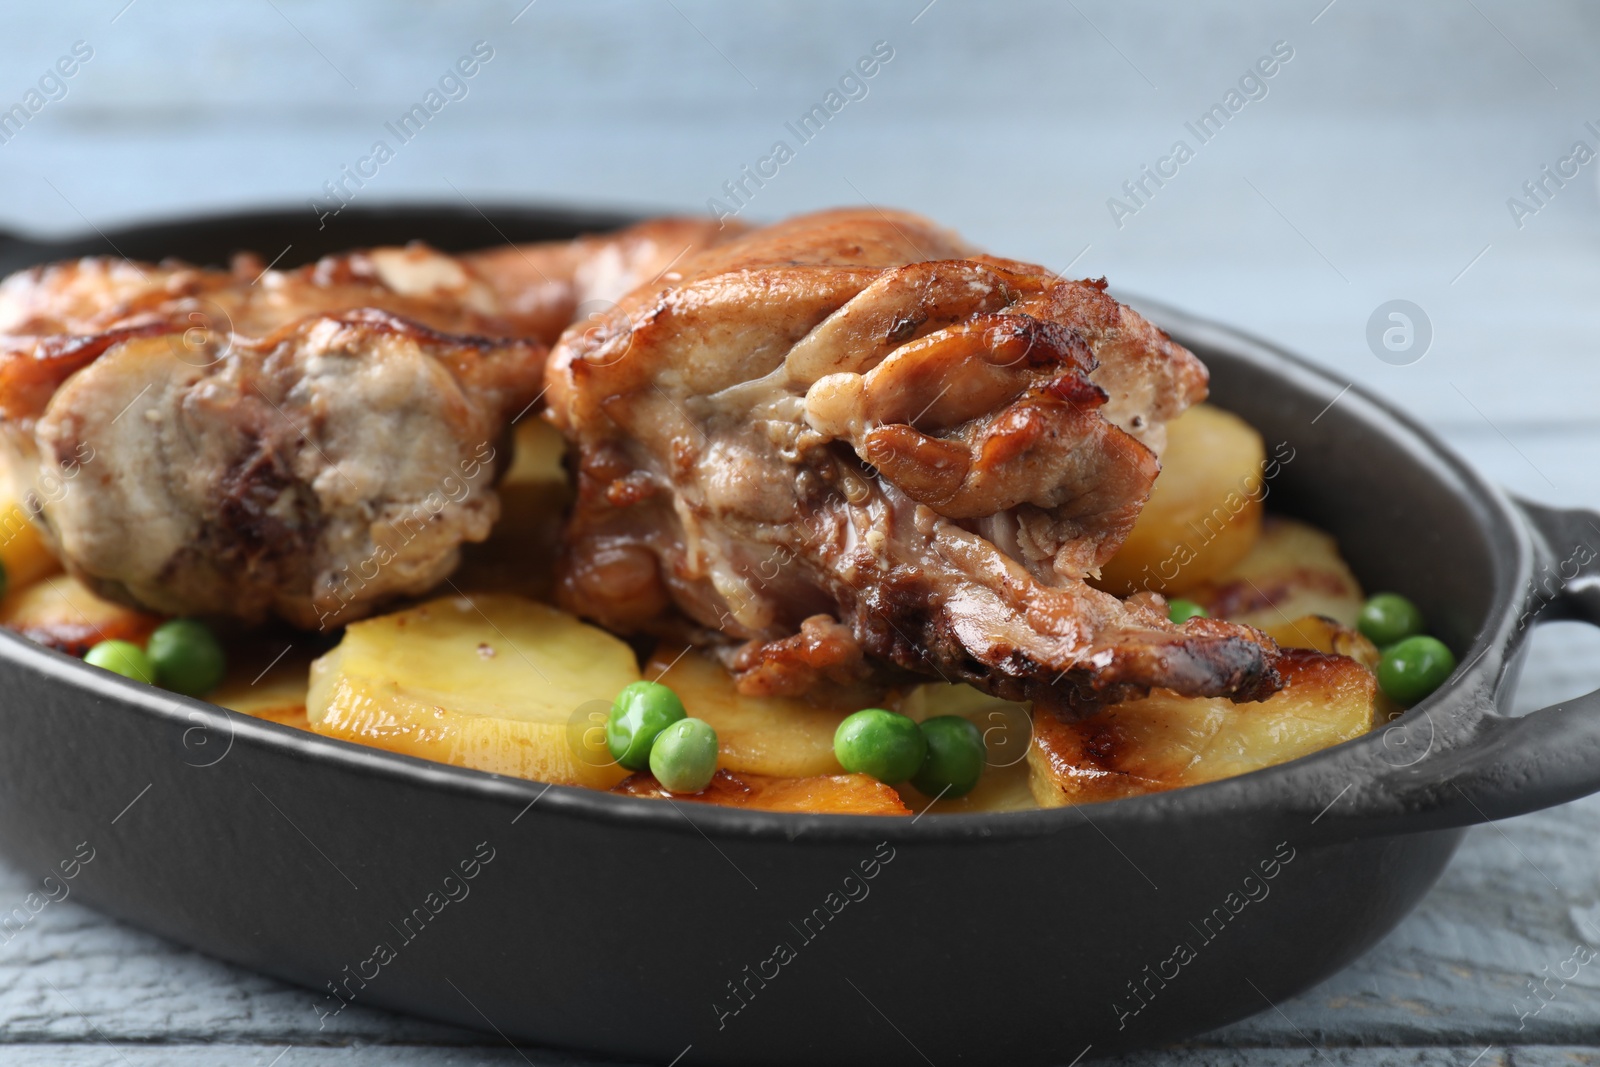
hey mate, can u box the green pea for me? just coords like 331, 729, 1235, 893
1168, 598, 1209, 624
606, 680, 686, 770
1359, 593, 1425, 647
649, 717, 719, 793
84, 639, 155, 684
911, 715, 987, 799
146, 618, 227, 696
833, 708, 926, 784
1377, 635, 1457, 705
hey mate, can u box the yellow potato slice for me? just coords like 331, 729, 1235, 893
1261, 613, 1380, 671
893, 682, 1037, 813
1187, 516, 1365, 630
501, 417, 567, 487
451, 419, 571, 601
1028, 615, 1378, 808
645, 645, 852, 778
0, 502, 61, 594
642, 655, 1042, 812
1098, 404, 1268, 596
614, 769, 909, 815
211, 639, 321, 729
0, 572, 161, 655
307, 593, 638, 789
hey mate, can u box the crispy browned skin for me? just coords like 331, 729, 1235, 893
0, 246, 530, 440
548, 208, 1282, 708
0, 218, 743, 429
0, 220, 736, 629
463, 217, 742, 345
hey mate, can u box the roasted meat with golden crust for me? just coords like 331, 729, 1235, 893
0, 217, 740, 350
547, 208, 1282, 708
0, 218, 736, 629
465, 217, 740, 345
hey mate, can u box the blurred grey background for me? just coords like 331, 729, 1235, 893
3, 3, 1600, 1064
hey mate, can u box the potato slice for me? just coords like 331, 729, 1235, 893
900, 759, 1036, 815
451, 419, 571, 601
0, 573, 161, 655
893, 683, 1038, 813
1028, 648, 1376, 808
1097, 404, 1267, 596
210, 639, 322, 730
307, 593, 638, 789
644, 645, 851, 778
1187, 516, 1365, 630
643, 649, 1038, 812
0, 502, 61, 594
1261, 613, 1407, 721
1261, 613, 1380, 671
614, 769, 909, 815
501, 417, 568, 487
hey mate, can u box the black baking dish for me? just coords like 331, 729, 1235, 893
0, 204, 1596, 1066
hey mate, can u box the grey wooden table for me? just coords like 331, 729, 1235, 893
2, 1, 1600, 1062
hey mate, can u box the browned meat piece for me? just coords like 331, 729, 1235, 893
0, 218, 743, 629
0, 247, 545, 629
0, 216, 740, 352
0, 244, 536, 440
463, 217, 742, 344
1, 313, 541, 630
547, 208, 1282, 708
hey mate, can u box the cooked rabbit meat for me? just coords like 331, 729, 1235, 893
464, 217, 742, 345
0, 216, 737, 349
547, 208, 1282, 708
0, 218, 739, 629
1, 313, 540, 629
0, 250, 539, 629
1, 245, 516, 343
0, 245, 533, 446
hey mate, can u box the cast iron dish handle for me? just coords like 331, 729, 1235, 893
1315, 500, 1600, 841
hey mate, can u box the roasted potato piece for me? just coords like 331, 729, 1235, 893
307, 593, 638, 789
1028, 648, 1377, 808
1260, 613, 1405, 721
644, 645, 852, 778
893, 683, 1037, 813
452, 419, 570, 601
640, 648, 1038, 811
1097, 404, 1268, 596
210, 639, 322, 730
901, 759, 1036, 814
614, 769, 910, 815
1186, 516, 1365, 630
0, 573, 161, 654
0, 501, 61, 593
1261, 613, 1380, 671
240, 704, 311, 730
